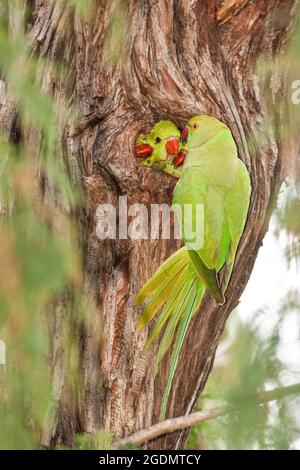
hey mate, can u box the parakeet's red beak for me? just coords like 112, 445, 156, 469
181, 126, 189, 144
135, 144, 153, 158
165, 137, 179, 156
173, 150, 187, 167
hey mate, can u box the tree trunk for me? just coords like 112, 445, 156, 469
0, 0, 298, 450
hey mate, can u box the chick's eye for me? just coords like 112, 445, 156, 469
155, 137, 161, 143
192, 123, 199, 130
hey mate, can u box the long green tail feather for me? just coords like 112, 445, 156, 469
136, 247, 188, 305
136, 248, 207, 419
160, 283, 205, 420
144, 273, 188, 349
138, 253, 188, 329
155, 272, 198, 368
137, 258, 189, 330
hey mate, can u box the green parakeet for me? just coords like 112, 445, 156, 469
136, 115, 251, 419
135, 120, 187, 178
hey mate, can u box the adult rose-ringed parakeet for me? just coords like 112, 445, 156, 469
135, 120, 187, 178
136, 115, 251, 419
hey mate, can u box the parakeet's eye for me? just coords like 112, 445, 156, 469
155, 137, 161, 143
192, 123, 199, 130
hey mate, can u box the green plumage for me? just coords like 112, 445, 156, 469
136, 120, 183, 177
136, 115, 251, 419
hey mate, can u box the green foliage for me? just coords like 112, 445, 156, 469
65, 0, 92, 17
0, 0, 86, 450
74, 431, 113, 450
186, 306, 300, 450
103, 0, 129, 67
0, 0, 118, 450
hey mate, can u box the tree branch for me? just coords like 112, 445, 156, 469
115, 383, 300, 448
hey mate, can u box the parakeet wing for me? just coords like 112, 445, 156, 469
222, 159, 251, 289
172, 167, 225, 302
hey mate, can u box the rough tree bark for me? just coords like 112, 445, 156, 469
0, 0, 298, 450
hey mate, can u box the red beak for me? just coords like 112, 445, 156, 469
165, 137, 179, 156
173, 150, 187, 167
135, 144, 153, 158
181, 126, 189, 144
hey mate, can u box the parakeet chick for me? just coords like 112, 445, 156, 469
135, 120, 187, 178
